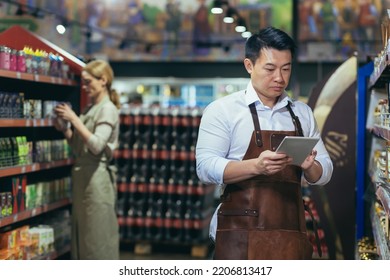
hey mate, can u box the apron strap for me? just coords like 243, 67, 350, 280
248, 101, 304, 147
106, 163, 117, 185
249, 102, 263, 147
304, 200, 323, 258
286, 102, 304, 136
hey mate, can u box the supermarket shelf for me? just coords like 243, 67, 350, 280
0, 159, 74, 178
0, 69, 78, 86
369, 56, 390, 89
370, 205, 390, 259
118, 207, 213, 230
114, 148, 195, 161
118, 181, 215, 195
0, 118, 54, 128
0, 198, 71, 228
377, 186, 390, 218
372, 125, 390, 141
33, 244, 71, 260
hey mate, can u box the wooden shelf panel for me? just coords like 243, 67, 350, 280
0, 159, 74, 178
0, 69, 78, 86
0, 118, 54, 128
0, 198, 71, 228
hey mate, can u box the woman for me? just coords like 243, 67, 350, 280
54, 59, 120, 259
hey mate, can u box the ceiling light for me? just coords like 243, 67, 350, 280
56, 24, 66, 34
211, 0, 228, 15
211, 7, 223, 14
235, 17, 246, 32
242, 31, 252, 38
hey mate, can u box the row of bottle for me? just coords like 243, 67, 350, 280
0, 175, 72, 218
116, 157, 199, 185
118, 105, 202, 152
118, 205, 213, 243
117, 181, 215, 214
0, 136, 29, 167
0, 137, 71, 168
0, 91, 71, 120
0, 45, 70, 78
117, 177, 214, 242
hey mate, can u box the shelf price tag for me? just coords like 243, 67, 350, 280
16, 72, 21, 79
34, 74, 40, 82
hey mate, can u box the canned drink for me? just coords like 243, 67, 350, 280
10, 49, 17, 71
0, 45, 11, 70
17, 50, 26, 72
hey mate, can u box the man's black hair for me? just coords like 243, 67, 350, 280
245, 26, 297, 64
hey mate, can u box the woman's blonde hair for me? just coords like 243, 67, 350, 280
83, 59, 120, 109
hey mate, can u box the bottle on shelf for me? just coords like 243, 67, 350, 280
126, 206, 144, 241
163, 205, 182, 242
144, 201, 164, 241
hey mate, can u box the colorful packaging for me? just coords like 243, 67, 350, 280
0, 230, 17, 250
12, 176, 26, 214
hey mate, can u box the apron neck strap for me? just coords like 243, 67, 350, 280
248, 101, 304, 147
249, 102, 263, 147
286, 101, 304, 136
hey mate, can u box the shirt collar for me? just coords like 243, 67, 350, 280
245, 81, 293, 110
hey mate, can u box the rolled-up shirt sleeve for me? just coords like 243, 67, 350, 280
87, 124, 113, 155
86, 104, 119, 157
302, 105, 333, 186
196, 102, 232, 185
312, 156, 333, 185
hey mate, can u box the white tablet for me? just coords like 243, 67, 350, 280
275, 136, 320, 166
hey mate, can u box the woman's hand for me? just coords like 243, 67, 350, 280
54, 103, 78, 124
53, 116, 69, 132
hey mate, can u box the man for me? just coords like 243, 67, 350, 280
195, 27, 333, 260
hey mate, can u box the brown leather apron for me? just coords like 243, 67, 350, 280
214, 102, 313, 260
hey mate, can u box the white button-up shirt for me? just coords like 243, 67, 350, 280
195, 82, 333, 241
